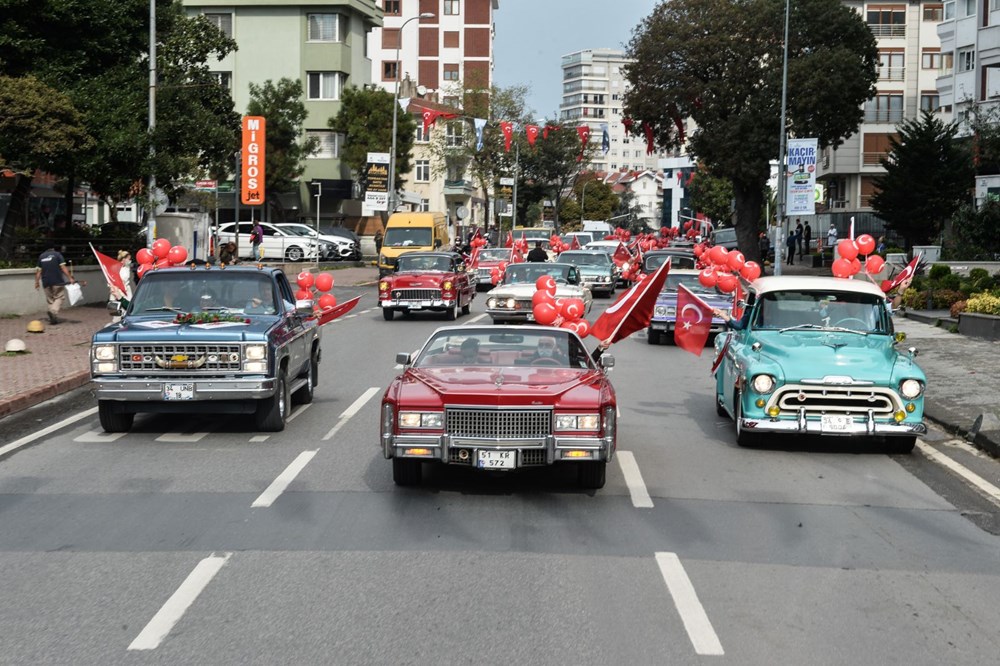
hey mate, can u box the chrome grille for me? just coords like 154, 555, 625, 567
393, 288, 440, 301
773, 385, 899, 414
118, 343, 243, 373
477, 268, 492, 278
446, 408, 552, 438
520, 449, 547, 466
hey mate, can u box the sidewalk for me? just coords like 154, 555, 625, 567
0, 264, 379, 420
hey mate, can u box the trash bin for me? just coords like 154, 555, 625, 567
912, 245, 941, 263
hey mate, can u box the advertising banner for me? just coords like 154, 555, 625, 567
785, 138, 818, 216
241, 116, 265, 206
365, 152, 390, 211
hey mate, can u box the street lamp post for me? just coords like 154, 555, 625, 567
773, 0, 791, 277
388, 12, 434, 213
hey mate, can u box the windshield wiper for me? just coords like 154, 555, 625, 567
200, 306, 232, 312
142, 306, 185, 313
779, 323, 869, 336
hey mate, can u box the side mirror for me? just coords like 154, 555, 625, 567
396, 352, 412, 366
600, 354, 615, 369
107, 300, 124, 315
294, 298, 314, 314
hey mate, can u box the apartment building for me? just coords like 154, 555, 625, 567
936, 0, 1000, 129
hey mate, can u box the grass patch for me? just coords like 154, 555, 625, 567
1, 350, 31, 357
0, 313, 21, 320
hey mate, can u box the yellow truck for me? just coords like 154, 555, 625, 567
378, 212, 450, 276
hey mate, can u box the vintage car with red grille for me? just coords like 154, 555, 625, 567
381, 325, 617, 488
378, 251, 475, 321
471, 247, 521, 290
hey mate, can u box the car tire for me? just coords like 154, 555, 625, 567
255, 371, 288, 432
392, 458, 422, 486
293, 351, 318, 405
446, 303, 457, 320
98, 400, 134, 433
578, 461, 607, 489
285, 246, 304, 262
382, 308, 394, 321
888, 436, 916, 454
461, 301, 471, 315
647, 327, 661, 345
716, 394, 728, 417
734, 391, 759, 448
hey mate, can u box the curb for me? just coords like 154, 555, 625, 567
0, 370, 91, 420
924, 402, 1000, 458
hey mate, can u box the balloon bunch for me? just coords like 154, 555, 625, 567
620, 260, 646, 283
295, 271, 337, 312
469, 235, 488, 249
830, 234, 883, 279
696, 245, 761, 294
135, 239, 192, 278
489, 261, 509, 286
530, 275, 592, 338
548, 234, 571, 255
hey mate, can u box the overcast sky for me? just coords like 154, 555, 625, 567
493, 0, 662, 120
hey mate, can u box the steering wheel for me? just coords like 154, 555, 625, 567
832, 317, 869, 330
531, 357, 563, 366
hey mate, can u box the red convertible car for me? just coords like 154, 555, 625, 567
378, 251, 475, 320
380, 325, 618, 488
471, 247, 522, 290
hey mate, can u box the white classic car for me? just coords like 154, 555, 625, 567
485, 263, 593, 324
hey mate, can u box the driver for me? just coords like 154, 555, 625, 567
459, 337, 485, 364
245, 283, 275, 314
525, 336, 568, 364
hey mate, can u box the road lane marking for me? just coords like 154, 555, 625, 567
917, 440, 1000, 506
465, 313, 488, 324
155, 433, 209, 443
249, 435, 269, 443
0, 407, 98, 459
251, 450, 318, 508
128, 553, 231, 650
617, 451, 653, 508
655, 552, 725, 656
286, 404, 310, 422
74, 430, 127, 443
322, 387, 381, 441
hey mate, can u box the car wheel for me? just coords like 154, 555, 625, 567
461, 300, 471, 315
715, 394, 728, 417
578, 461, 607, 489
98, 400, 134, 433
255, 371, 288, 432
285, 246, 304, 262
392, 458, 422, 486
734, 391, 759, 448
382, 308, 394, 321
293, 350, 317, 405
446, 303, 457, 320
888, 436, 916, 455
647, 327, 661, 345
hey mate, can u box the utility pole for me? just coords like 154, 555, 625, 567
146, 0, 156, 247
773, 0, 791, 277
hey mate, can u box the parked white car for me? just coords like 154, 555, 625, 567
216, 222, 320, 262
275, 223, 357, 261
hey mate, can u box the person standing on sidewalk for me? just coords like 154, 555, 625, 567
250, 221, 264, 261
34, 245, 76, 325
802, 222, 812, 259
785, 227, 798, 265
794, 219, 804, 259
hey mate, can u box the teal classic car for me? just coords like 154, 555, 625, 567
557, 250, 617, 297
713, 276, 927, 453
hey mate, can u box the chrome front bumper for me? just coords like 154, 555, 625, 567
380, 298, 455, 309
93, 376, 277, 401
382, 433, 615, 466
739, 413, 927, 437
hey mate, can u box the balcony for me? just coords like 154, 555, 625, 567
443, 179, 475, 197
877, 67, 905, 82
868, 24, 905, 38
862, 152, 893, 166
863, 108, 904, 123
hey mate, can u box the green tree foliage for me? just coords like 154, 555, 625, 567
560, 174, 618, 225
612, 188, 646, 233
966, 104, 1000, 176
870, 111, 973, 250
686, 165, 734, 227
942, 201, 1000, 261
623, 0, 877, 263
0, 76, 92, 173
518, 124, 597, 232
246, 78, 319, 218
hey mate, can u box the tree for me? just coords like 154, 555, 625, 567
870, 111, 973, 251
686, 165, 734, 227
518, 124, 597, 232
560, 174, 618, 226
612, 188, 645, 233
246, 78, 319, 220
943, 200, 1000, 261
623, 0, 877, 263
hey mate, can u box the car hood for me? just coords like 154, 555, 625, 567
93, 315, 278, 343
655, 290, 731, 307
572, 265, 614, 276
398, 366, 606, 407
488, 284, 587, 299
387, 273, 448, 288
749, 331, 925, 382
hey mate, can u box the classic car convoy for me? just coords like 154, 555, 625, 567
472, 247, 520, 290
713, 276, 927, 452
648, 269, 731, 345
380, 326, 618, 488
91, 266, 321, 433
378, 251, 475, 320
486, 263, 593, 324
557, 250, 617, 298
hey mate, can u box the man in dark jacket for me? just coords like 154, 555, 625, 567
526, 241, 548, 262
34, 246, 77, 324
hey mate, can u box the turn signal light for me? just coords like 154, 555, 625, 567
404, 448, 432, 456
894, 410, 906, 422
767, 406, 781, 418
564, 450, 592, 458
905, 403, 916, 413
755, 398, 766, 408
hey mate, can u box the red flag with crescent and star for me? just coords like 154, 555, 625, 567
526, 124, 540, 147
313, 295, 361, 326
570, 236, 581, 250
420, 108, 458, 134
883, 253, 921, 293
590, 257, 671, 344
89, 243, 127, 296
576, 125, 591, 161
643, 121, 655, 155
504, 230, 514, 248
675, 284, 715, 355
543, 124, 561, 140
500, 121, 514, 152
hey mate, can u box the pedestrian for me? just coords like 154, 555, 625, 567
34, 245, 77, 325
759, 232, 770, 265
785, 227, 798, 265
374, 229, 383, 253
526, 241, 548, 262
826, 223, 838, 253
803, 222, 812, 258
795, 219, 804, 258
250, 221, 264, 261
219, 242, 238, 265
876, 235, 886, 256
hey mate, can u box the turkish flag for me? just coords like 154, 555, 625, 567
526, 124, 540, 147
570, 236, 581, 250
590, 257, 671, 344
576, 125, 591, 161
89, 243, 127, 296
468, 245, 481, 268
500, 121, 514, 152
504, 230, 514, 248
643, 121, 655, 155
674, 284, 715, 356
612, 242, 633, 268
884, 254, 921, 293
314, 295, 361, 326
512, 246, 524, 263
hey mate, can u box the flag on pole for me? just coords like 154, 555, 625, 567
504, 230, 514, 248
849, 216, 855, 240
711, 334, 733, 376
314, 295, 361, 326
883, 253, 922, 293
601, 123, 610, 154
570, 236, 581, 250
468, 245, 481, 268
612, 242, 632, 268
590, 257, 671, 344
674, 283, 716, 356
89, 243, 127, 296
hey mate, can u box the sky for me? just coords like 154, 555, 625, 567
493, 0, 662, 120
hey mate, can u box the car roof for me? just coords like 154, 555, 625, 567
751, 275, 886, 297
143, 265, 282, 276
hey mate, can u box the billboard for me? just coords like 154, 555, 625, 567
241, 116, 265, 206
365, 152, 390, 211
785, 138, 817, 216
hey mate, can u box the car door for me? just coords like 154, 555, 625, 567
274, 273, 309, 377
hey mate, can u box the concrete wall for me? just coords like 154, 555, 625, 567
0, 266, 111, 315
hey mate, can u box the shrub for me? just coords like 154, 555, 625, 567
936, 273, 962, 291
901, 288, 965, 310
965, 293, 1000, 316
950, 300, 967, 318
969, 268, 990, 281
973, 275, 996, 293
929, 264, 952, 280
911, 275, 928, 292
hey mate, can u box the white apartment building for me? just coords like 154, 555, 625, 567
936, 0, 1000, 131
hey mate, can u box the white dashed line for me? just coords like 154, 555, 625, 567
617, 451, 653, 508
286, 404, 310, 422
655, 552, 725, 656
248, 435, 269, 443
322, 387, 381, 441
918, 440, 1000, 506
74, 430, 127, 443
155, 433, 209, 443
465, 313, 488, 324
128, 553, 231, 650
251, 450, 318, 508
0, 407, 97, 459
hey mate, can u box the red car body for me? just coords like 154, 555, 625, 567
378, 251, 475, 321
470, 247, 522, 290
380, 325, 617, 488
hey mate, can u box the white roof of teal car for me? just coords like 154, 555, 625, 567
751, 275, 886, 298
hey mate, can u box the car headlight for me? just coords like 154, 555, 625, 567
94, 345, 116, 361
555, 414, 600, 431
442, 280, 453, 290
379, 281, 390, 292
398, 411, 443, 429
654, 306, 667, 316
751, 374, 775, 394
487, 297, 497, 308
505, 298, 516, 308
245, 344, 266, 360
244, 361, 267, 373
900, 379, 924, 399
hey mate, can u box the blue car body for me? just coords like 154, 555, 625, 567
647, 269, 732, 345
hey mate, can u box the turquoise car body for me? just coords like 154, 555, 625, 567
557, 250, 617, 297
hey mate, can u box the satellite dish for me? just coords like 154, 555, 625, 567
416, 85, 427, 96
456, 205, 469, 220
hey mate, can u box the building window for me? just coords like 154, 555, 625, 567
941, 51, 954, 73
879, 50, 904, 81
920, 93, 940, 111
958, 48, 975, 72
443, 31, 460, 48
444, 0, 460, 15
211, 71, 232, 91
383, 61, 399, 81
383, 0, 400, 16
963, 0, 976, 16
921, 50, 942, 70
923, 3, 944, 20
992, 0, 1000, 10
415, 160, 430, 182
307, 72, 346, 100
864, 93, 903, 123
944, 0, 955, 19
420, 198, 430, 212
305, 131, 341, 159
445, 121, 464, 147
307, 13, 343, 42
203, 13, 232, 38
443, 63, 460, 81
382, 28, 400, 49
415, 124, 430, 143
866, 7, 905, 37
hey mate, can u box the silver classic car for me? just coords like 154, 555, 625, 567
486, 263, 593, 324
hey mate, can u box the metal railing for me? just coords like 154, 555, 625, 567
863, 108, 904, 123
878, 66, 905, 81
868, 24, 905, 38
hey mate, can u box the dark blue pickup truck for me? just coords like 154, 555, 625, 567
91, 265, 321, 433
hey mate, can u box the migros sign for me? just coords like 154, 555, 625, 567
242, 116, 266, 206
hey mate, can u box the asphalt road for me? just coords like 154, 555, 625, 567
2, 284, 1000, 665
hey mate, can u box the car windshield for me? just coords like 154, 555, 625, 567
384, 228, 432, 247
645, 254, 697, 270
665, 274, 718, 295
478, 248, 511, 262
396, 254, 451, 272
752, 290, 890, 333
503, 263, 571, 284
560, 252, 611, 267
413, 328, 594, 369
279, 225, 315, 237
130, 272, 279, 315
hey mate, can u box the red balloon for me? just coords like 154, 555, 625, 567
532, 289, 556, 307
832, 258, 853, 278
880, 279, 893, 292
573, 318, 591, 338
152, 238, 171, 259
295, 288, 313, 301
297, 271, 314, 289
849, 257, 862, 275
153, 258, 171, 269
837, 239, 859, 261
167, 245, 188, 265
560, 297, 586, 320
717, 272, 739, 293
137, 262, 153, 278
535, 275, 557, 295
491, 268, 501, 285
740, 261, 762, 281
856, 234, 876, 256
693, 244, 704, 257
684, 220, 693, 230
136, 248, 154, 265
698, 268, 719, 288
318, 293, 337, 309
726, 250, 746, 272
865, 255, 885, 274
708, 245, 729, 266
533, 302, 560, 325
314, 272, 334, 292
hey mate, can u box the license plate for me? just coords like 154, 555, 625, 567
164, 383, 194, 400
821, 415, 852, 432
477, 450, 516, 469
526, 313, 535, 321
